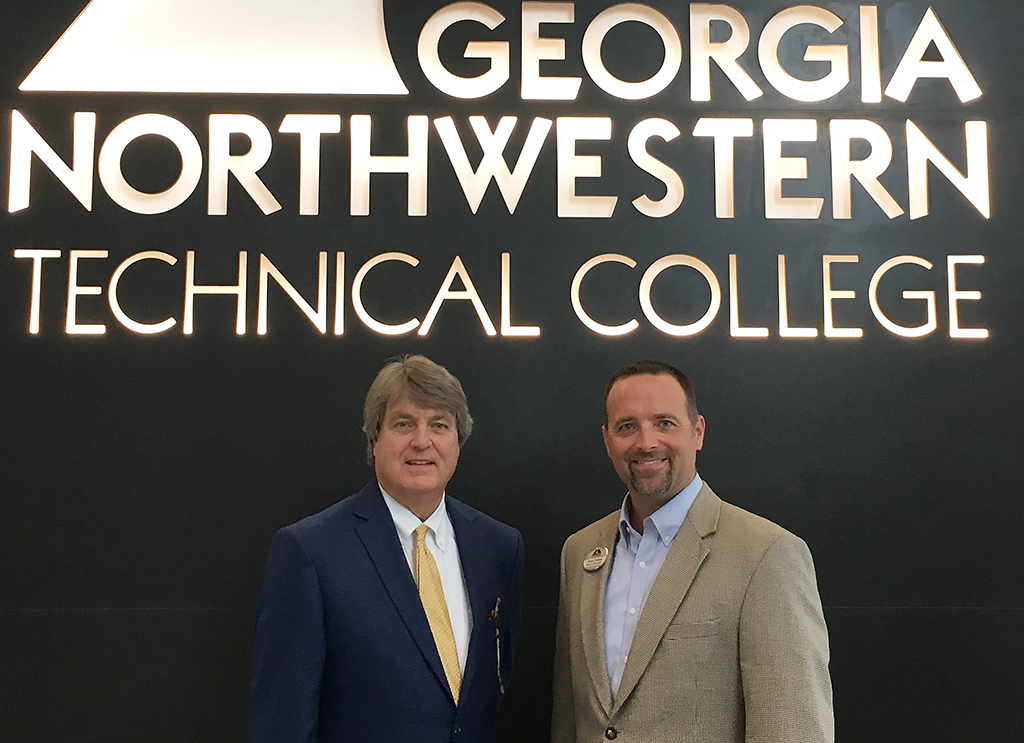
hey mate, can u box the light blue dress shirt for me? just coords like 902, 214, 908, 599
603, 474, 703, 699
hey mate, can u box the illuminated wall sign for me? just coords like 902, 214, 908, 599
5, 2, 992, 340
6, 112, 991, 221
19, 0, 409, 95
11, 248, 989, 340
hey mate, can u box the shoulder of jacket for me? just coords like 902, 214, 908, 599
562, 511, 618, 557
448, 495, 522, 543
716, 499, 806, 552
278, 489, 361, 541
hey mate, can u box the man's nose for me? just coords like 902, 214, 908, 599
636, 424, 659, 450
409, 423, 432, 448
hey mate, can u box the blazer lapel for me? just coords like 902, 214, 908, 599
580, 514, 618, 717
612, 484, 720, 713
352, 482, 451, 701
446, 498, 489, 702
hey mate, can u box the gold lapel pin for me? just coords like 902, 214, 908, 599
583, 546, 609, 572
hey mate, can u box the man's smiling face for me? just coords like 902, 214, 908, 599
373, 396, 460, 505
602, 373, 705, 504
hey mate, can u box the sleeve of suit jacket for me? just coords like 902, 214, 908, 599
504, 529, 527, 692
738, 534, 833, 743
250, 527, 326, 743
550, 540, 576, 743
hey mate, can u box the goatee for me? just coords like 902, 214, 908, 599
628, 460, 674, 499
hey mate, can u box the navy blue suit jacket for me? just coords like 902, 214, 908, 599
250, 480, 524, 743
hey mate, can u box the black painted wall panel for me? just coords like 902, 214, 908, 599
1, 0, 1021, 740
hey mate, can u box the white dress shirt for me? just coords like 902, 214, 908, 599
380, 488, 473, 672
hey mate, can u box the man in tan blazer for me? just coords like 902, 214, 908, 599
552, 360, 832, 743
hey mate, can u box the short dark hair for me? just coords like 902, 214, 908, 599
363, 355, 473, 463
603, 360, 699, 425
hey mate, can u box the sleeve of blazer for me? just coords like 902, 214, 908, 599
738, 534, 834, 743
250, 528, 326, 743
550, 539, 577, 743
505, 529, 526, 688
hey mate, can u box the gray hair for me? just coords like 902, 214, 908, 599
362, 355, 473, 463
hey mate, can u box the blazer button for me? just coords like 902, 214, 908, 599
605, 727, 618, 740
452, 725, 462, 735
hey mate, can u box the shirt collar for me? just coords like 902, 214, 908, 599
617, 473, 703, 549
379, 486, 452, 553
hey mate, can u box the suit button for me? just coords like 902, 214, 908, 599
605, 727, 618, 740
452, 725, 461, 734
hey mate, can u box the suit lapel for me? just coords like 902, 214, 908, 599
580, 514, 618, 717
612, 484, 720, 713
446, 497, 488, 702
352, 482, 451, 701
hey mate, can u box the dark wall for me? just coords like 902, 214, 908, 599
1, 1, 1021, 741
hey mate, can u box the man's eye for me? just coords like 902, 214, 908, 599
618, 423, 635, 433
394, 420, 411, 428
656, 420, 675, 428
432, 421, 450, 430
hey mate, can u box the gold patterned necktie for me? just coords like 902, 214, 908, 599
413, 524, 462, 703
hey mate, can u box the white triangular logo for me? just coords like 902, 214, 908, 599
20, 0, 409, 95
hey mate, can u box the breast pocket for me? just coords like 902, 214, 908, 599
662, 617, 721, 640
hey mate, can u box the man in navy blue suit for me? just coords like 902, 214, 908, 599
251, 355, 524, 743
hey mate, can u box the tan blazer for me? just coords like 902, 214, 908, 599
551, 483, 833, 743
